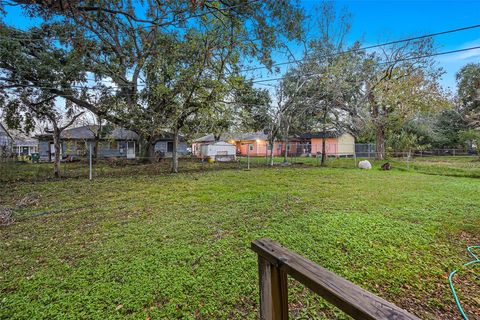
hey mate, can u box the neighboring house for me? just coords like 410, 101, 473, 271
0, 123, 13, 158
36, 125, 140, 161
14, 137, 38, 156
193, 131, 355, 157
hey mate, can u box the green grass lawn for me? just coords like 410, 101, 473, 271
1, 165, 479, 319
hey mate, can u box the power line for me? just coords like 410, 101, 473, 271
250, 45, 480, 84
240, 23, 480, 73
1, 44, 479, 90
2, 20, 478, 83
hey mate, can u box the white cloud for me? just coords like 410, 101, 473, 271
436, 38, 480, 63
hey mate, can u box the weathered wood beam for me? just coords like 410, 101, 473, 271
252, 238, 420, 320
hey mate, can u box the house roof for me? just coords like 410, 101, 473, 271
10, 130, 38, 147
14, 138, 38, 147
211, 141, 236, 146
152, 132, 186, 143
298, 131, 342, 139
0, 123, 13, 140
38, 125, 140, 141
62, 125, 139, 140
194, 131, 346, 142
194, 132, 269, 143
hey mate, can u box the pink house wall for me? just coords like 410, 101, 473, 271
194, 138, 338, 157
237, 140, 275, 156
192, 142, 204, 157
237, 140, 301, 157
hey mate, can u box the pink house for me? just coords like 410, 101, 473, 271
192, 131, 355, 158
192, 132, 297, 157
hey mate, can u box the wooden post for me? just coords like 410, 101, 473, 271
258, 256, 288, 320
252, 238, 420, 320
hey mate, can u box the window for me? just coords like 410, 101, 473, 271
277, 144, 282, 150
118, 141, 126, 154
99, 141, 117, 150
167, 141, 174, 152
249, 144, 254, 151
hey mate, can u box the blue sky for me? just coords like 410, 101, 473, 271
253, 0, 480, 92
3, 0, 480, 92
330, 0, 480, 91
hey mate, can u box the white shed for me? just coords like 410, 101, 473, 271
200, 141, 236, 162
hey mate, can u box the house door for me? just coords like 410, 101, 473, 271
126, 141, 135, 159
167, 141, 174, 153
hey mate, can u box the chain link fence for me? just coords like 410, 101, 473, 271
1, 144, 479, 183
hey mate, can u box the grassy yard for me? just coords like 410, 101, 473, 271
1, 165, 479, 319
3, 154, 480, 184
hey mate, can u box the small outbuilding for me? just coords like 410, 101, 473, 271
199, 141, 236, 162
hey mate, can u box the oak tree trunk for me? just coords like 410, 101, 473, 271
139, 135, 155, 162
320, 108, 328, 167
53, 130, 61, 178
375, 124, 385, 160
269, 140, 275, 166
321, 137, 327, 166
171, 127, 179, 173
369, 88, 386, 161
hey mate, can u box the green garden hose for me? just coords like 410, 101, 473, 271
448, 246, 480, 320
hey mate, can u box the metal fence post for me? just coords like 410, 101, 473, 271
89, 143, 93, 180
247, 144, 251, 170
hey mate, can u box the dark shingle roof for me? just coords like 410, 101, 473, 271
14, 138, 38, 147
298, 131, 341, 139
60, 126, 139, 140
37, 125, 139, 141
10, 131, 38, 147
0, 123, 13, 140
194, 131, 346, 142
194, 132, 268, 143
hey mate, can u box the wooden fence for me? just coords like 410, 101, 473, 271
251, 238, 420, 320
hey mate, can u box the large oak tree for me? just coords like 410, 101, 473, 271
0, 0, 304, 172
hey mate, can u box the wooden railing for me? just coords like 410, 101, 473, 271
251, 238, 420, 320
